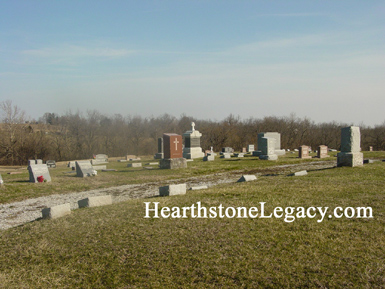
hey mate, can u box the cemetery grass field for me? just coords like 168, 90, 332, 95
0, 152, 384, 287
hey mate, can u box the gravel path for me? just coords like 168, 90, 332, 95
0, 161, 335, 230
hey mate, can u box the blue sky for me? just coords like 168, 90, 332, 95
1, 1, 384, 125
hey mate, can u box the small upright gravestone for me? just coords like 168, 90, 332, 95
317, 145, 329, 158
337, 126, 363, 167
259, 138, 278, 160
46, 160, 56, 168
369, 146, 373, 152
299, 145, 312, 159
247, 144, 255, 152
0, 174, 3, 185
76, 161, 96, 177
154, 137, 164, 159
28, 164, 52, 183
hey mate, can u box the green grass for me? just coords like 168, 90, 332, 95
0, 155, 384, 288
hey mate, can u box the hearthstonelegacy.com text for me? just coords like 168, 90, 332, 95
144, 202, 373, 223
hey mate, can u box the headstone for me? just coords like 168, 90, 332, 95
203, 155, 215, 161
42, 203, 71, 219
160, 133, 186, 169
154, 138, 164, 159
220, 153, 231, 159
0, 174, 3, 185
337, 126, 364, 167
259, 138, 278, 160
299, 145, 312, 159
247, 145, 255, 152
183, 122, 205, 159
222, 147, 234, 153
95, 154, 108, 161
257, 132, 286, 156
36, 159, 43, 164
117, 159, 127, 162
28, 160, 36, 166
369, 146, 373, 152
290, 170, 308, 176
78, 195, 112, 208
242, 147, 247, 153
46, 160, 56, 168
234, 153, 245, 158
126, 155, 136, 160
129, 158, 141, 161
317, 145, 329, 158
28, 164, 52, 183
145, 162, 159, 165
189, 185, 208, 190
127, 163, 142, 168
363, 159, 374, 164
76, 161, 96, 177
163, 133, 183, 159
159, 184, 187, 196
237, 175, 257, 182
68, 161, 76, 169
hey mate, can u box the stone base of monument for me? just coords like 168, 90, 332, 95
154, 153, 164, 159
259, 154, 278, 161
160, 158, 187, 169
183, 147, 204, 159
275, 149, 286, 156
252, 151, 262, 156
337, 152, 363, 167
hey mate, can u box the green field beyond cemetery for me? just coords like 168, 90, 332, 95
0, 152, 384, 288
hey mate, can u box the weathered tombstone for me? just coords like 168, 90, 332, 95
68, 161, 76, 169
234, 153, 245, 157
337, 126, 363, 167
183, 122, 204, 159
289, 170, 308, 176
259, 138, 278, 160
92, 154, 108, 165
127, 163, 142, 168
189, 185, 208, 190
0, 174, 3, 185
247, 144, 255, 152
369, 146, 373, 152
220, 153, 231, 159
160, 133, 187, 169
42, 203, 71, 219
317, 145, 329, 158
36, 159, 43, 164
222, 147, 234, 153
159, 184, 187, 196
93, 165, 107, 170
28, 160, 36, 166
154, 137, 164, 159
28, 164, 52, 183
46, 160, 56, 168
76, 161, 96, 177
242, 147, 247, 153
299, 145, 312, 159
78, 195, 112, 208
237, 175, 257, 182
203, 155, 215, 161
257, 132, 286, 156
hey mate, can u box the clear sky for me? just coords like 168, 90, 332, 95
1, 1, 384, 126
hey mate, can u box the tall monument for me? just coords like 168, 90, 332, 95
183, 122, 204, 159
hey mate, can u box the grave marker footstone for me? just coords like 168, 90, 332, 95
42, 203, 71, 219
159, 184, 187, 196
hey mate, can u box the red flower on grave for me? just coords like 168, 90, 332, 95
37, 176, 44, 183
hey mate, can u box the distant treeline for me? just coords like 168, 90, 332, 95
0, 101, 384, 165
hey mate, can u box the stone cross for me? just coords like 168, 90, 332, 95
191, 122, 195, 131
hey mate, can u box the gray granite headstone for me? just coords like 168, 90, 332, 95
46, 160, 56, 168
28, 164, 52, 183
76, 161, 96, 177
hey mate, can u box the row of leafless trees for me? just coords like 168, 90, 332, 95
0, 100, 384, 165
